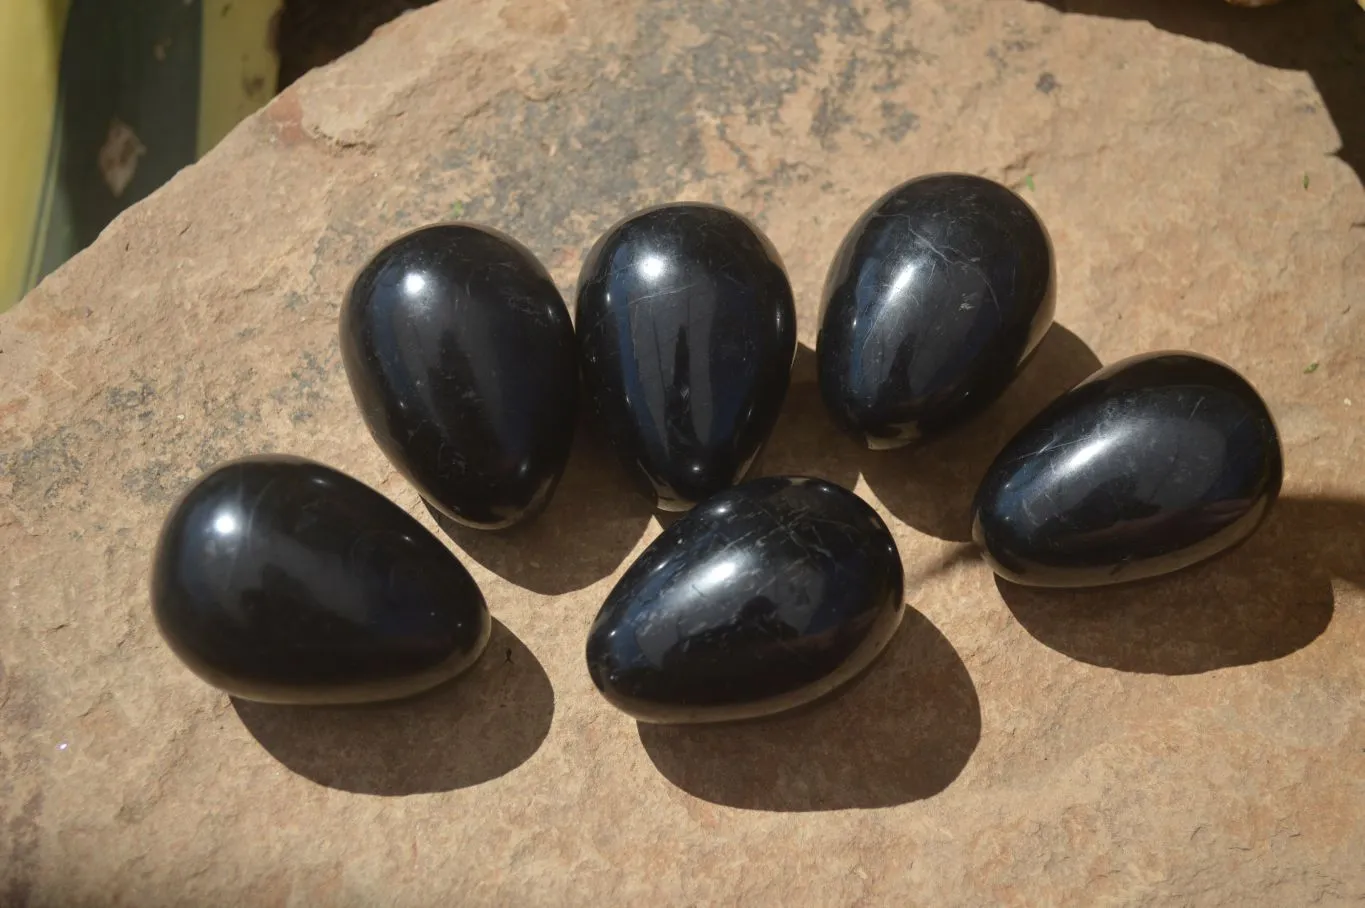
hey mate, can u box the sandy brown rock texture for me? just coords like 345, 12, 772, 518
2, 0, 1363, 905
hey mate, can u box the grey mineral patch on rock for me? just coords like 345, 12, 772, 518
277, 348, 342, 425
445, 1, 959, 253
122, 459, 183, 506
104, 378, 157, 413
811, 56, 863, 143
445, 1, 889, 252
881, 101, 921, 141
2, 427, 91, 509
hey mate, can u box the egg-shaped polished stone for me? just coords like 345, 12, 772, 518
817, 173, 1055, 448
586, 476, 904, 724
341, 223, 578, 530
972, 352, 1283, 588
151, 456, 491, 704
575, 203, 797, 511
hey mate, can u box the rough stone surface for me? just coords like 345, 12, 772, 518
2, 0, 1363, 905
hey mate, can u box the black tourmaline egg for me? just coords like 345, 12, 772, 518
586, 476, 904, 724
972, 352, 1283, 588
575, 203, 797, 511
817, 173, 1055, 448
341, 223, 578, 530
151, 456, 491, 704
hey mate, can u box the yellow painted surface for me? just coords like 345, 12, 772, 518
0, 0, 70, 309
198, 0, 281, 156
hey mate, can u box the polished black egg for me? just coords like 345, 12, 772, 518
340, 223, 578, 530
972, 352, 1283, 588
575, 203, 797, 511
151, 456, 491, 704
817, 173, 1055, 448
586, 476, 904, 724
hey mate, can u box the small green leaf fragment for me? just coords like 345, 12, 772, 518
1024, 175, 1036, 192
450, 201, 465, 218
1304, 362, 1319, 374
1303, 173, 1310, 190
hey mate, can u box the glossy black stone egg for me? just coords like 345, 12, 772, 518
817, 173, 1055, 448
341, 223, 577, 530
151, 456, 491, 704
972, 352, 1283, 588
586, 476, 904, 724
575, 203, 797, 511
